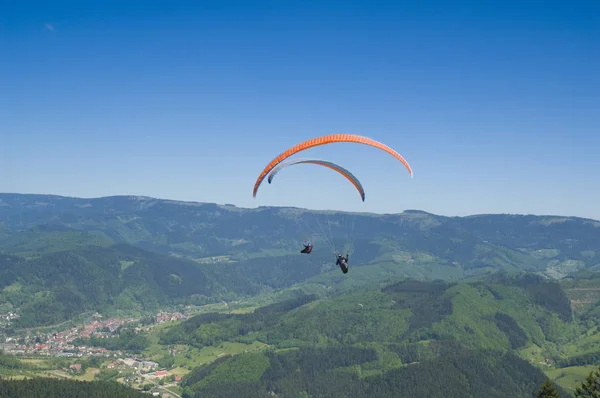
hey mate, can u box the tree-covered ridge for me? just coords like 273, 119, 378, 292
0, 243, 262, 328
178, 343, 570, 398
158, 275, 577, 354
149, 271, 600, 387
0, 378, 147, 398
0, 224, 113, 256
158, 274, 600, 397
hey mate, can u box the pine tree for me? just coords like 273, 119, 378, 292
575, 366, 600, 398
536, 377, 561, 398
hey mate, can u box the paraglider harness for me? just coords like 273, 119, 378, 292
300, 242, 313, 254
336, 252, 349, 274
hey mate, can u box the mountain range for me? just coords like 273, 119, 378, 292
1, 192, 600, 327
3, 193, 600, 396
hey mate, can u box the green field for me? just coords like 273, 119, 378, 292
546, 365, 598, 392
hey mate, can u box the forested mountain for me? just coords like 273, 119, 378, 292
154, 275, 580, 397
0, 243, 262, 328
0, 378, 146, 398
2, 193, 599, 284
179, 345, 567, 398
158, 275, 581, 362
1, 192, 600, 328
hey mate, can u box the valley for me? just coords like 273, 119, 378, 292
2, 193, 600, 397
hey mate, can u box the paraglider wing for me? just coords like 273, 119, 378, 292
253, 134, 413, 198
267, 158, 366, 201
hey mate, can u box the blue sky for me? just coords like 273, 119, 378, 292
2, 0, 599, 219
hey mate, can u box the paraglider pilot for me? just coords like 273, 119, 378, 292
300, 242, 313, 254
336, 252, 349, 274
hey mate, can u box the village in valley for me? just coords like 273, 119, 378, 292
1, 310, 188, 356
0, 308, 196, 397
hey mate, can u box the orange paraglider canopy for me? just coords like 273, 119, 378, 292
253, 134, 413, 198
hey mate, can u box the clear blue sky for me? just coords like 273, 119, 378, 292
2, 0, 599, 219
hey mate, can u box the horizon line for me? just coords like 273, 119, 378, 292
1, 191, 599, 222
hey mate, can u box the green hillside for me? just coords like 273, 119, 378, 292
0, 377, 147, 398
144, 274, 600, 396
179, 345, 566, 398
158, 275, 575, 354
0, 225, 113, 257
0, 243, 262, 328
